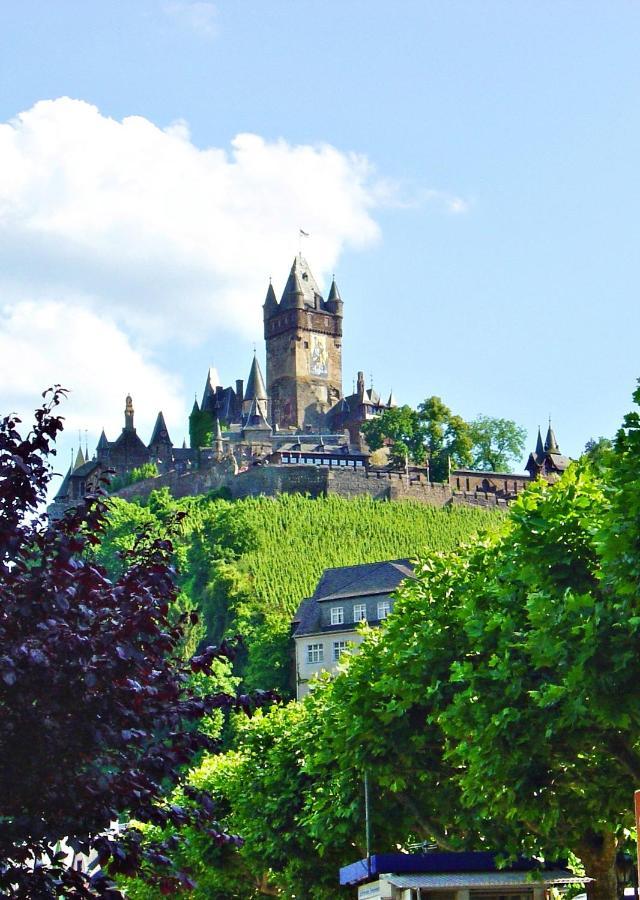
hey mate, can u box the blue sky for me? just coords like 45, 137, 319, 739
1, 1, 639, 469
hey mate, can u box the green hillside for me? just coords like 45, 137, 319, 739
99, 489, 502, 695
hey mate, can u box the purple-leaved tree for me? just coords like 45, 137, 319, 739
0, 389, 275, 898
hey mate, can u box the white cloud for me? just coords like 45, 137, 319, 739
0, 300, 186, 451
162, 1, 218, 39
0, 98, 381, 346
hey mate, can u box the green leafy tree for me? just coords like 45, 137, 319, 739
362, 404, 426, 465
190, 408, 213, 450
417, 396, 473, 480
468, 415, 527, 471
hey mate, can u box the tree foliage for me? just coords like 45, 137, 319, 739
468, 415, 527, 471
128, 380, 640, 900
98, 492, 500, 695
363, 396, 525, 480
0, 391, 275, 898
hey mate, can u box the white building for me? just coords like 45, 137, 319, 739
291, 559, 414, 700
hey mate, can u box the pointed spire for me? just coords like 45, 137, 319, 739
263, 281, 278, 313
213, 415, 223, 442
535, 426, 544, 458
280, 255, 321, 309
244, 352, 268, 401
149, 411, 171, 446
97, 428, 109, 450
327, 277, 341, 302
191, 395, 200, 415
545, 418, 559, 453
73, 446, 85, 470
182, 438, 187, 449
387, 390, 397, 408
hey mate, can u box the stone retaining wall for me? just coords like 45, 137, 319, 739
114, 463, 511, 510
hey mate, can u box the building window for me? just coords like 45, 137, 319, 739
333, 640, 348, 661
377, 600, 391, 620
353, 603, 367, 622
330, 607, 344, 625
307, 643, 324, 664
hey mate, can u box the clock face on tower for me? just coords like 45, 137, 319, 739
309, 334, 329, 377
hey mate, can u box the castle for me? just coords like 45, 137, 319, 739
49, 254, 568, 518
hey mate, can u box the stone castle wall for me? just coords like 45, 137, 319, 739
114, 463, 510, 510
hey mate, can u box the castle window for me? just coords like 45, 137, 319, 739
330, 607, 344, 625
353, 603, 367, 622
304, 341, 309, 348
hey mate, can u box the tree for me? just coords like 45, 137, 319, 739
0, 390, 275, 898
361, 405, 426, 466
417, 396, 473, 480
468, 415, 527, 471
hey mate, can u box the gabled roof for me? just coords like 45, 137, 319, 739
149, 411, 172, 446
69, 459, 102, 479
242, 396, 271, 431
244, 354, 268, 401
280, 254, 323, 309
112, 428, 148, 454
312, 559, 414, 602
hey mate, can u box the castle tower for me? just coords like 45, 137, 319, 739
263, 255, 343, 430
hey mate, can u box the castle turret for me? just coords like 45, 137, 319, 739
263, 254, 343, 430
326, 277, 343, 317
263, 281, 278, 316
535, 426, 544, 459
148, 411, 173, 471
243, 352, 269, 421
545, 419, 559, 453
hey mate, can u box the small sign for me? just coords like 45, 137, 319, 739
358, 880, 392, 900
358, 882, 381, 900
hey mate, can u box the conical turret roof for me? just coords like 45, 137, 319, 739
97, 428, 109, 450
149, 411, 171, 446
190, 396, 200, 415
244, 353, 268, 401
327, 277, 341, 302
387, 390, 397, 408
545, 420, 559, 453
213, 416, 223, 441
535, 427, 545, 458
263, 281, 278, 312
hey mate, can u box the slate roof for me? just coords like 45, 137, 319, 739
244, 354, 268, 401
70, 459, 102, 479
313, 559, 414, 602
112, 428, 148, 454
292, 559, 414, 638
280, 254, 323, 309
149, 411, 171, 446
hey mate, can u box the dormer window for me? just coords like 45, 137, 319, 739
353, 603, 367, 622
330, 606, 344, 626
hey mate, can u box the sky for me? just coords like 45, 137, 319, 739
1, 0, 639, 476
